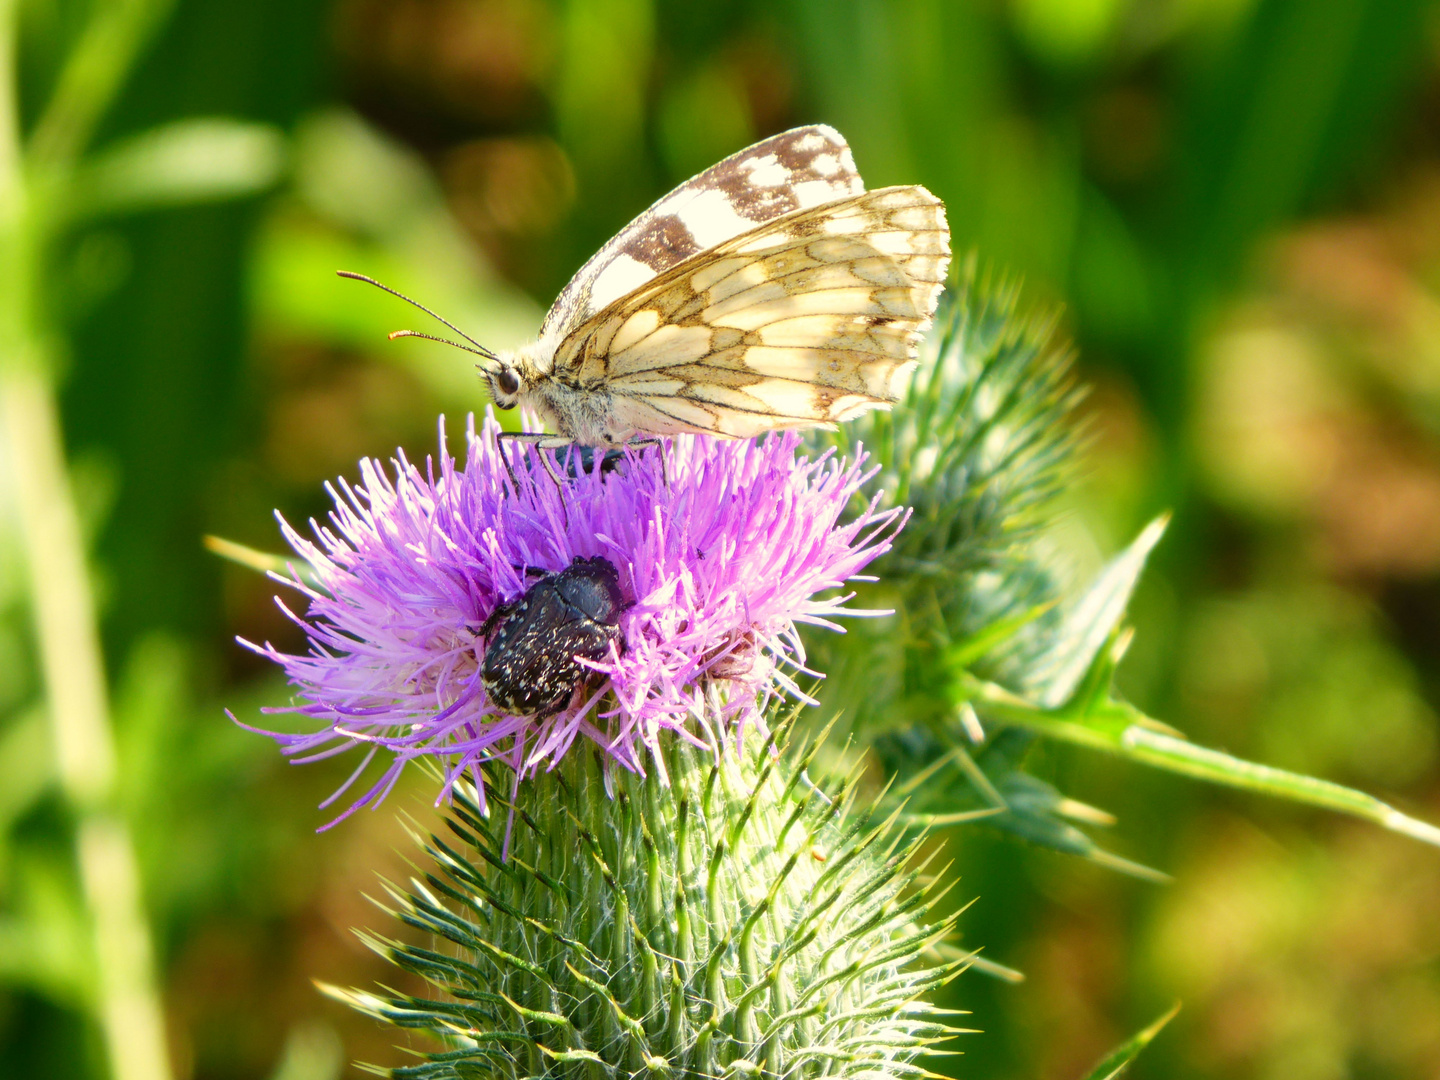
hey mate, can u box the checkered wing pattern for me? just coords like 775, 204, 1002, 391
550, 185, 949, 437
540, 125, 865, 348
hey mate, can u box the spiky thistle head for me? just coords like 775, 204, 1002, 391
832, 272, 1081, 617
813, 274, 1085, 737
326, 719, 969, 1079
805, 277, 1148, 874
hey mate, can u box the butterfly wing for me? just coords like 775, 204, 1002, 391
550, 185, 950, 439
539, 126, 864, 351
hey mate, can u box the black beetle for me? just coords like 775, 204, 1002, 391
479, 555, 627, 716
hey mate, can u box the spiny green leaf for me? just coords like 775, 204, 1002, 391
965, 664, 1440, 847
1078, 1003, 1181, 1080
1030, 515, 1168, 706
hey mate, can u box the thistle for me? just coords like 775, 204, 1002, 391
244, 419, 901, 824
821, 275, 1083, 722
235, 272, 1440, 1080
328, 722, 967, 1079
242, 396, 975, 1077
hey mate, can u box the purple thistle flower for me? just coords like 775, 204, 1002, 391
244, 412, 903, 824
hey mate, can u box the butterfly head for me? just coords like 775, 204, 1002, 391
482, 343, 551, 410
482, 356, 525, 409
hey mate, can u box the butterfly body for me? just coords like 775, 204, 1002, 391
483, 126, 951, 447
490, 342, 632, 445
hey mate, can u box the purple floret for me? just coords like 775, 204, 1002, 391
243, 412, 904, 824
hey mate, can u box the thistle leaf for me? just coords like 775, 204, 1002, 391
1078, 1002, 1181, 1080
816, 274, 1162, 874
960, 665, 1440, 848
1029, 515, 1168, 707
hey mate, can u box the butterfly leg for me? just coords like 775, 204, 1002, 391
495, 431, 573, 487
493, 431, 535, 492
624, 437, 669, 486
494, 431, 577, 527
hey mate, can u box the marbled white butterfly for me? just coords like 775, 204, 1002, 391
346, 125, 949, 448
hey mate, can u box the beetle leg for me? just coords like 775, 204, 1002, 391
479, 597, 520, 639
532, 682, 585, 722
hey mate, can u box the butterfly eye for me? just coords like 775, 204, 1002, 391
495, 369, 521, 399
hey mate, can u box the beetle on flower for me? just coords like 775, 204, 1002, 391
478, 554, 628, 717
243, 412, 904, 824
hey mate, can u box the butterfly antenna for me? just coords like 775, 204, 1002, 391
337, 271, 498, 362
387, 328, 496, 360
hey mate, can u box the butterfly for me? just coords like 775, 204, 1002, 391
345, 125, 949, 449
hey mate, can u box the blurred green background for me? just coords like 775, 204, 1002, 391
3, 0, 1440, 1077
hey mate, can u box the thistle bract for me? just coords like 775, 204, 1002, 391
246, 414, 902, 819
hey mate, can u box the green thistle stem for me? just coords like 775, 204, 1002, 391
960, 670, 1440, 847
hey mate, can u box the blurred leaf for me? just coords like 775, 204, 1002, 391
252, 226, 538, 406
265, 1022, 343, 1080
0, 851, 91, 1005
65, 118, 285, 221
252, 110, 541, 413
1010, 0, 1128, 66
293, 110, 436, 239
1078, 1002, 1181, 1080
657, 61, 754, 181
552, 0, 655, 260
28, 0, 178, 170
0, 708, 53, 833
1181, 0, 1431, 286
113, 634, 187, 820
